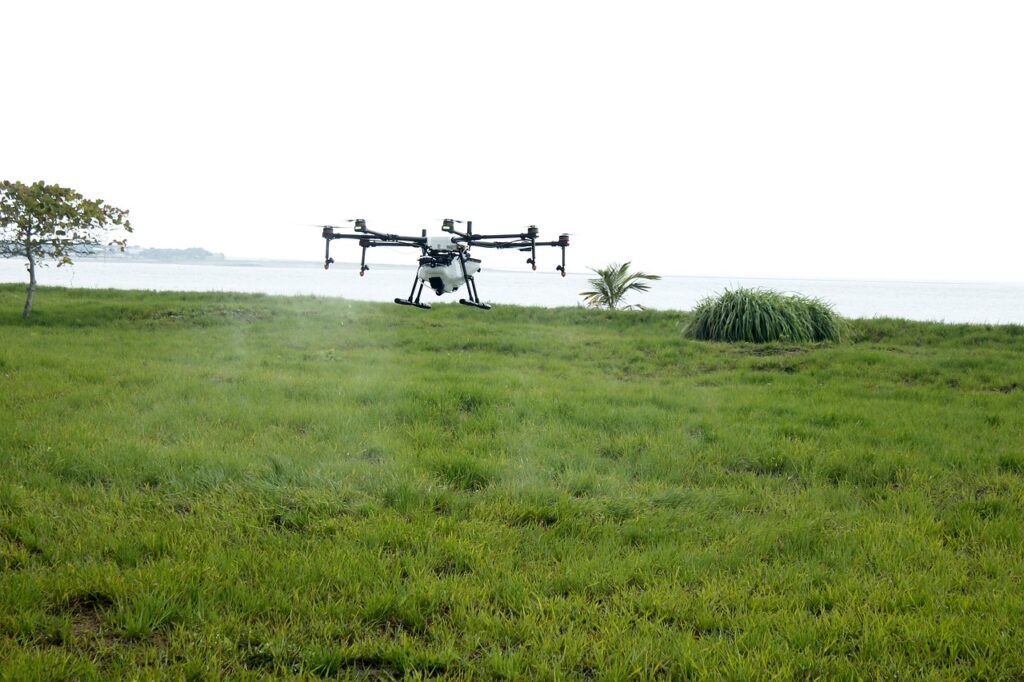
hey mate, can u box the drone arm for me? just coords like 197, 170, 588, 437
322, 225, 425, 275
458, 230, 569, 275
458, 231, 557, 249
514, 239, 569, 275
323, 226, 426, 245
361, 241, 425, 248
456, 233, 533, 244
361, 229, 427, 242
324, 232, 368, 241
322, 228, 374, 270
459, 239, 532, 249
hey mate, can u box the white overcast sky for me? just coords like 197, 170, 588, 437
3, 1, 1022, 281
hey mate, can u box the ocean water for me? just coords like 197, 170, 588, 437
2, 258, 1023, 324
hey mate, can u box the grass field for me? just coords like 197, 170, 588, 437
2, 284, 1023, 679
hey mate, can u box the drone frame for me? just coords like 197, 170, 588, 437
321, 219, 569, 310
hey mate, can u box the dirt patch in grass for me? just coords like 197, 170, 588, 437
750, 361, 803, 374
736, 346, 809, 357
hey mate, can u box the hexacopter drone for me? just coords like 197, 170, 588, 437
320, 219, 569, 310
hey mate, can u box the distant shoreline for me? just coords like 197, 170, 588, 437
71, 256, 1024, 286
3, 259, 1023, 324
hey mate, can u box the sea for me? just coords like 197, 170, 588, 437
2, 258, 1023, 324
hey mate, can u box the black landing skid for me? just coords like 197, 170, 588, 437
392, 251, 491, 310
458, 287, 491, 310
457, 251, 490, 310
394, 275, 430, 309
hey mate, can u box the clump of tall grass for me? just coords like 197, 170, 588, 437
684, 287, 843, 343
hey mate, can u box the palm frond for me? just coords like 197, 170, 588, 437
579, 262, 660, 310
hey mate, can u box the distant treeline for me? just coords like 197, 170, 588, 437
84, 245, 226, 261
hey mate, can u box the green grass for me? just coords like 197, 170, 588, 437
685, 287, 844, 343
1, 284, 1023, 679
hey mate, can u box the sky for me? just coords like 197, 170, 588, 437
3, 1, 1023, 282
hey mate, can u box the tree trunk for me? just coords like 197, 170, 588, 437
23, 253, 36, 319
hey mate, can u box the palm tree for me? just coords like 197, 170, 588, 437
579, 262, 661, 310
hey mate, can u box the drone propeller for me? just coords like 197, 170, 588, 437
309, 220, 368, 230
440, 218, 467, 233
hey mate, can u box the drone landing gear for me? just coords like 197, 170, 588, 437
395, 277, 431, 309
459, 297, 491, 310
457, 253, 491, 310
395, 298, 431, 309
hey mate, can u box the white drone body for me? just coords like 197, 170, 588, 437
418, 236, 481, 294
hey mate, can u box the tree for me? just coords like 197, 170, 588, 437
579, 262, 661, 310
0, 180, 132, 318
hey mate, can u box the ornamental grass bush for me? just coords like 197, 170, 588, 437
684, 287, 843, 343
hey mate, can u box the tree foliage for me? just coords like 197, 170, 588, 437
0, 180, 132, 317
579, 262, 661, 310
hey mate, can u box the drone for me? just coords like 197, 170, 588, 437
319, 219, 569, 310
